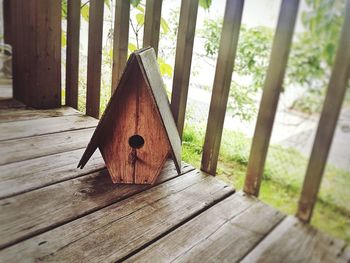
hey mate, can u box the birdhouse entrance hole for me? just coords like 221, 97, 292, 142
128, 135, 145, 149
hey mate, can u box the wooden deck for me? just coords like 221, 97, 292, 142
0, 102, 349, 262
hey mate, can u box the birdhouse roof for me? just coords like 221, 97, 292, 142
78, 47, 181, 175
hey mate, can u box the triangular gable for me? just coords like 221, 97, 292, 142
135, 48, 181, 174
78, 47, 181, 175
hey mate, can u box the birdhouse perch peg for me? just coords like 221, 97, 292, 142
78, 47, 181, 185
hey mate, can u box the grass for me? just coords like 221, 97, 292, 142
182, 124, 350, 243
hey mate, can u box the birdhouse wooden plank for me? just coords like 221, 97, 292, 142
78, 47, 181, 184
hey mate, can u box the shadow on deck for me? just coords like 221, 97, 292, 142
0, 97, 349, 262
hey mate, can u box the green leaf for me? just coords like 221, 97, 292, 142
158, 57, 173, 77
128, 43, 137, 52
136, 13, 144, 26
62, 31, 67, 47
199, 0, 212, 9
81, 4, 89, 22
104, 0, 111, 10
160, 18, 170, 34
136, 5, 144, 13
130, 0, 141, 8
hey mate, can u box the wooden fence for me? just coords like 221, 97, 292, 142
7, 0, 350, 224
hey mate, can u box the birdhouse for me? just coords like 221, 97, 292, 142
78, 47, 181, 185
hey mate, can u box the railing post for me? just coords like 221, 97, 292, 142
111, 0, 130, 93
65, 0, 81, 109
86, 0, 104, 118
3, 0, 12, 45
170, 0, 199, 137
201, 0, 244, 175
11, 0, 61, 109
243, 0, 299, 196
143, 0, 162, 56
297, 0, 350, 223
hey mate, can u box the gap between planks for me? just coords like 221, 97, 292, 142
124, 191, 284, 263
0, 169, 233, 262
0, 161, 194, 249
0, 114, 98, 141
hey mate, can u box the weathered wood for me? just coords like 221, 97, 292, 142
11, 0, 61, 108
111, 0, 130, 92
170, 0, 199, 137
143, 0, 163, 56
86, 0, 104, 118
3, 0, 12, 45
0, 149, 104, 199
241, 216, 350, 263
0, 169, 232, 261
126, 192, 284, 263
244, 0, 300, 196
0, 127, 95, 165
79, 48, 181, 184
65, 0, 81, 109
297, 0, 350, 222
0, 115, 98, 141
0, 107, 80, 123
0, 98, 25, 109
99, 60, 170, 184
0, 163, 195, 250
201, 0, 244, 175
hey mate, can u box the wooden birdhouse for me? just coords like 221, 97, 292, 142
78, 47, 181, 185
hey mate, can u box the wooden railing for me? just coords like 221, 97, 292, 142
66, 0, 350, 223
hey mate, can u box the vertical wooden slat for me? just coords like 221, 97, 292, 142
11, 0, 61, 109
243, 0, 299, 196
3, 0, 12, 45
111, 0, 130, 92
65, 0, 81, 109
170, 0, 199, 137
86, 0, 104, 118
297, 0, 350, 223
200, 0, 245, 175
143, 0, 162, 56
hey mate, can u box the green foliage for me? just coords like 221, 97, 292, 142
182, 124, 350, 243
287, 0, 348, 113
81, 3, 90, 22
199, 0, 212, 10
201, 20, 273, 120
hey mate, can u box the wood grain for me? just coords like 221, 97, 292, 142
244, 0, 300, 196
65, 0, 81, 109
297, 0, 350, 222
126, 192, 284, 263
201, 0, 244, 175
0, 169, 232, 262
99, 60, 170, 184
0, 160, 194, 249
143, 0, 163, 55
111, 0, 130, 92
0, 107, 80, 123
11, 0, 61, 108
86, 0, 104, 118
0, 115, 98, 141
241, 216, 350, 263
137, 48, 182, 174
0, 148, 104, 199
170, 0, 199, 137
0, 127, 96, 165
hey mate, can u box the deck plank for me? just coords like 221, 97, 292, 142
0, 114, 97, 141
126, 192, 285, 263
241, 216, 350, 263
0, 127, 95, 165
0, 161, 194, 249
0, 170, 233, 262
0, 107, 81, 123
0, 149, 104, 199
